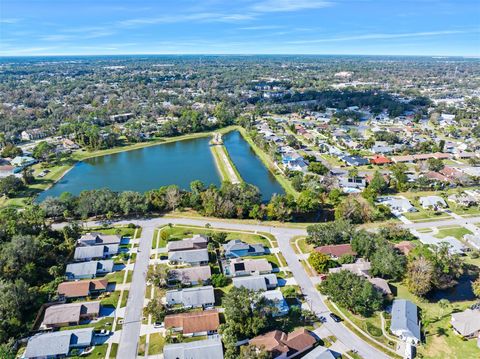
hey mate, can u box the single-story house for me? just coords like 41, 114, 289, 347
164, 310, 220, 336
24, 328, 94, 359
377, 196, 417, 213
168, 248, 209, 266
167, 266, 211, 286
464, 234, 480, 250
65, 260, 114, 280
57, 278, 109, 299
263, 290, 290, 317
224, 258, 273, 277
78, 232, 122, 246
249, 328, 317, 359
370, 155, 392, 165
451, 309, 480, 338
233, 273, 278, 291
223, 239, 265, 258
163, 336, 224, 359
74, 244, 119, 261
419, 196, 447, 210
315, 244, 356, 259
11, 156, 37, 168
42, 301, 101, 328
166, 234, 208, 252
165, 286, 215, 309
329, 259, 371, 277
341, 155, 369, 166
390, 299, 421, 345
368, 277, 392, 296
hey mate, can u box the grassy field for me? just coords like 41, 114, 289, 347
435, 226, 473, 240
160, 224, 274, 248
148, 332, 165, 354
210, 144, 242, 183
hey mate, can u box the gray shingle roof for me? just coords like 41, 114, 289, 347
78, 232, 122, 246
65, 260, 114, 279
168, 248, 209, 264
43, 301, 101, 326
166, 286, 215, 307
24, 328, 94, 358
74, 244, 119, 260
163, 336, 224, 359
233, 274, 278, 291
390, 299, 421, 342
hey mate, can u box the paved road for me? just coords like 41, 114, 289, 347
117, 226, 155, 359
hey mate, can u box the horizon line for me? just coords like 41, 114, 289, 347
0, 53, 479, 59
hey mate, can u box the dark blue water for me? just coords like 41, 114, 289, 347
38, 137, 221, 200
223, 131, 284, 201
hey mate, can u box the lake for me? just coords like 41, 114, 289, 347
223, 131, 284, 200
38, 131, 284, 201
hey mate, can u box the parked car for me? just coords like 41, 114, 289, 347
329, 313, 342, 322
95, 329, 111, 336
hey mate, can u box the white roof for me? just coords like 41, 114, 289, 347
24, 328, 94, 358
163, 337, 224, 359
166, 286, 215, 307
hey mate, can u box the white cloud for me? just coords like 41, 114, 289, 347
252, 0, 333, 13
289, 30, 475, 44
0, 18, 21, 24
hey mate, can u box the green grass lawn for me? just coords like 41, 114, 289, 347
435, 226, 473, 240
296, 237, 314, 254
100, 291, 121, 308
70, 344, 108, 359
86, 225, 137, 238
105, 270, 129, 284
148, 332, 165, 354
160, 225, 273, 248
403, 209, 450, 222
109, 343, 118, 359
138, 335, 147, 356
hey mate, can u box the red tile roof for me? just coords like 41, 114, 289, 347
315, 244, 356, 258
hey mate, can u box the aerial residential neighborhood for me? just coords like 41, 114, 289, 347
0, 1, 479, 359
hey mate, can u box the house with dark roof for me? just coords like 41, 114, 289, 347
390, 299, 421, 344
341, 155, 369, 166
166, 234, 208, 252
249, 328, 317, 358
223, 239, 265, 258
78, 232, 122, 246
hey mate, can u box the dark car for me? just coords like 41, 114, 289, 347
329, 313, 342, 322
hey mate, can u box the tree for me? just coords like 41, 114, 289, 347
390, 163, 408, 191
368, 170, 388, 195
118, 191, 147, 216
239, 345, 271, 359
308, 162, 328, 175
147, 265, 169, 288
370, 244, 406, 280
319, 271, 383, 316
296, 189, 322, 214
306, 219, 355, 246
427, 158, 444, 172
0, 176, 25, 198
165, 185, 181, 211
308, 252, 333, 274
144, 298, 166, 323
472, 278, 480, 298
406, 257, 434, 297
32, 141, 54, 161
1, 143, 22, 158
335, 195, 374, 224
211, 273, 230, 287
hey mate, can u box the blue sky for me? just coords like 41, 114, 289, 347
0, 0, 479, 56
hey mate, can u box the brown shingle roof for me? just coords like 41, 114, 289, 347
250, 329, 316, 357
164, 310, 220, 334
315, 244, 356, 258
57, 279, 108, 298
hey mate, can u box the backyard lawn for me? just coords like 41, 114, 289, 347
148, 332, 165, 354
434, 226, 473, 240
